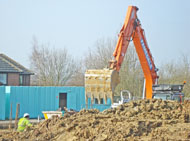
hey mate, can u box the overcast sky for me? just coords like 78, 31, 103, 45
0, 0, 189, 69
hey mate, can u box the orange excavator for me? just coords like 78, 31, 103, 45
85, 6, 159, 104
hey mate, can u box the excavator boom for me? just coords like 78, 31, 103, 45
112, 6, 138, 71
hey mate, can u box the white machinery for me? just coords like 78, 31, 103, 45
111, 90, 132, 108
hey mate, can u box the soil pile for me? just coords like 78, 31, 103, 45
1, 99, 190, 141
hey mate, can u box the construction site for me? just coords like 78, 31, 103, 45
1, 99, 190, 140
0, 1, 190, 141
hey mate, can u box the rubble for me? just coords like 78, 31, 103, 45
1, 99, 190, 140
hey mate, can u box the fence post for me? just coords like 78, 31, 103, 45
9, 103, 12, 129
14, 103, 20, 130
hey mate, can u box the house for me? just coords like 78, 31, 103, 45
0, 54, 34, 86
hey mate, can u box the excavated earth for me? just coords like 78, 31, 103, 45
1, 99, 190, 141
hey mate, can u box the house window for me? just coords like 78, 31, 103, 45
0, 73, 7, 85
19, 75, 23, 85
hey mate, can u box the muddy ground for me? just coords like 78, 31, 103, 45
1, 99, 190, 141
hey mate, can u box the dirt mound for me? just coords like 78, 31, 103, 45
1, 99, 190, 141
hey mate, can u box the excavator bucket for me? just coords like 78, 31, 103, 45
85, 69, 120, 104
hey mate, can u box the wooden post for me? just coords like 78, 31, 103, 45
14, 103, 20, 130
9, 103, 12, 129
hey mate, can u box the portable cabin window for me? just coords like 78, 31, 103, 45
59, 93, 67, 111
94, 98, 98, 104
100, 98, 104, 104
0, 73, 7, 85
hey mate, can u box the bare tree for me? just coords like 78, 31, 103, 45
66, 59, 85, 86
84, 37, 117, 69
158, 54, 190, 97
30, 37, 190, 99
30, 38, 78, 86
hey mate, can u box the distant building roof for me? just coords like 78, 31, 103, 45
0, 54, 34, 75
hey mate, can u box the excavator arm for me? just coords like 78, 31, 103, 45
133, 19, 158, 99
85, 6, 158, 105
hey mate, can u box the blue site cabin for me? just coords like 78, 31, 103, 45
0, 86, 111, 120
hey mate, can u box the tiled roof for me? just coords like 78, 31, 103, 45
0, 54, 34, 75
